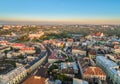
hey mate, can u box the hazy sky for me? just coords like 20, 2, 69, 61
0, 0, 120, 24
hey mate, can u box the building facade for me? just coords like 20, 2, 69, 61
96, 56, 120, 84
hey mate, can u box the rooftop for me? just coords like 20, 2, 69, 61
84, 67, 106, 76
23, 76, 48, 84
61, 62, 78, 70
73, 78, 88, 84
12, 43, 25, 47
0, 46, 9, 50
97, 56, 120, 77
78, 57, 90, 72
48, 50, 65, 60
96, 56, 117, 68
21, 47, 35, 50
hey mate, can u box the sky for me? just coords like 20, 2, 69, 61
0, 0, 120, 24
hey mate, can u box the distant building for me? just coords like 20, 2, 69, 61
72, 42, 80, 47
56, 41, 65, 48
3, 25, 11, 30
0, 40, 9, 45
0, 46, 10, 53
20, 47, 35, 54
0, 25, 3, 29
67, 38, 74, 42
28, 31, 44, 40
0, 52, 5, 59
114, 48, 120, 54
95, 32, 104, 37
12, 43, 25, 49
72, 49, 86, 56
43, 39, 58, 45
13, 51, 25, 56
65, 42, 73, 47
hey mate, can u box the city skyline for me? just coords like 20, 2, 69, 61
0, 0, 120, 24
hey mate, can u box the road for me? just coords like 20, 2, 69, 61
20, 46, 52, 84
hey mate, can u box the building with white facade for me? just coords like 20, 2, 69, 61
0, 66, 27, 84
96, 56, 120, 84
25, 51, 47, 73
28, 31, 44, 40
20, 47, 35, 54
12, 43, 25, 49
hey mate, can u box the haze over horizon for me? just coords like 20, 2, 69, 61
0, 0, 120, 24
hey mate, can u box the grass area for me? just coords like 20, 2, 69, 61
47, 61, 73, 82
6, 60, 16, 67
65, 57, 73, 62
61, 53, 67, 57
52, 72, 73, 82
17, 55, 25, 59
16, 32, 72, 42
54, 60, 64, 63
48, 64, 58, 72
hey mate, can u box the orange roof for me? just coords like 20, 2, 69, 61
95, 32, 101, 36
23, 76, 47, 84
84, 67, 106, 76
0, 41, 8, 44
21, 47, 35, 50
12, 43, 25, 46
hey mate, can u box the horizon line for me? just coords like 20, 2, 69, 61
0, 20, 120, 25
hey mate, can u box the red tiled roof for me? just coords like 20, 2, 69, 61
23, 76, 47, 84
48, 50, 65, 60
95, 32, 101, 36
84, 67, 106, 76
21, 47, 35, 50
12, 43, 25, 46
89, 50, 96, 55
0, 41, 8, 45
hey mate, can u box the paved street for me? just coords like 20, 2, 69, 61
20, 46, 52, 84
